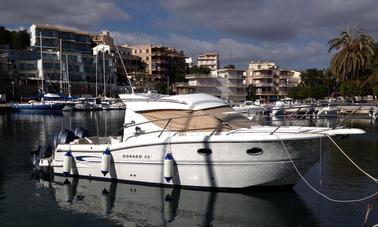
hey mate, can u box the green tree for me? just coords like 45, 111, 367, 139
187, 65, 210, 74
0, 26, 30, 49
373, 85, 378, 96
11, 29, 29, 49
309, 85, 328, 98
339, 80, 363, 97
288, 68, 329, 99
0, 26, 12, 46
288, 86, 309, 99
300, 68, 326, 87
361, 74, 378, 96
328, 25, 375, 81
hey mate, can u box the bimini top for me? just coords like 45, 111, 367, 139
119, 93, 228, 112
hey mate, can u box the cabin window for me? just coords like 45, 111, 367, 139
197, 148, 212, 156
246, 147, 263, 156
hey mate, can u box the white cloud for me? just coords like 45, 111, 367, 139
113, 31, 329, 69
0, 0, 129, 29
160, 0, 378, 41
165, 33, 329, 69
112, 32, 162, 46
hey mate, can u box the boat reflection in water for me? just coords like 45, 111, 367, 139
38, 176, 317, 226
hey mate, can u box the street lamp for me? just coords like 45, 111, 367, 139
11, 81, 15, 102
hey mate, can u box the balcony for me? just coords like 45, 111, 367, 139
278, 91, 288, 96
251, 74, 274, 79
255, 91, 274, 96
253, 82, 273, 87
227, 84, 247, 88
278, 83, 294, 88
185, 74, 210, 79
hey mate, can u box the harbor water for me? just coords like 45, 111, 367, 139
0, 111, 377, 226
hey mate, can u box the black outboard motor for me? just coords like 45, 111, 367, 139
53, 129, 76, 148
73, 127, 90, 138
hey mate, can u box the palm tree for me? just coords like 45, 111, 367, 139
328, 25, 375, 81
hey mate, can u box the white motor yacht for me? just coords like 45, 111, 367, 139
233, 100, 265, 119
316, 104, 339, 117
272, 98, 315, 117
38, 93, 364, 189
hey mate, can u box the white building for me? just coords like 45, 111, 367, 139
176, 68, 246, 104
245, 61, 301, 102
197, 52, 220, 71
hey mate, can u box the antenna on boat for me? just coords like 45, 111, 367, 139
114, 40, 134, 94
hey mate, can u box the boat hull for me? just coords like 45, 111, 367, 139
11, 103, 65, 111
51, 138, 322, 189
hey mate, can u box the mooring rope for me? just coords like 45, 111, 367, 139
275, 134, 378, 203
326, 134, 378, 184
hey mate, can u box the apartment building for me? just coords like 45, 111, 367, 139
28, 24, 116, 96
93, 44, 142, 82
176, 68, 247, 104
91, 31, 115, 46
245, 61, 301, 102
127, 44, 186, 92
197, 52, 220, 71
0, 48, 39, 98
30, 24, 92, 54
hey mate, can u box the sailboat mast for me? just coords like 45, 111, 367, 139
102, 47, 106, 97
95, 54, 98, 97
39, 32, 44, 93
114, 40, 134, 94
59, 39, 63, 94
66, 54, 71, 97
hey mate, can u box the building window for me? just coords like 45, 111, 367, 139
146, 56, 149, 61
146, 49, 149, 53
139, 49, 142, 53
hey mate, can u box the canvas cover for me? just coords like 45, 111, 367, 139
140, 106, 253, 132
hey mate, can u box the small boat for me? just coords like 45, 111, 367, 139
272, 98, 315, 117
108, 100, 126, 110
36, 93, 365, 189
67, 97, 102, 111
271, 100, 285, 116
316, 102, 339, 118
369, 107, 377, 120
233, 100, 265, 119
11, 100, 65, 112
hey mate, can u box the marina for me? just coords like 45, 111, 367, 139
0, 107, 377, 226
0, 5, 377, 226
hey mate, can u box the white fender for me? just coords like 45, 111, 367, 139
101, 148, 111, 176
63, 152, 72, 176
164, 153, 173, 183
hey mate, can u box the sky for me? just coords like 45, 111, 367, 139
1, 0, 377, 71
